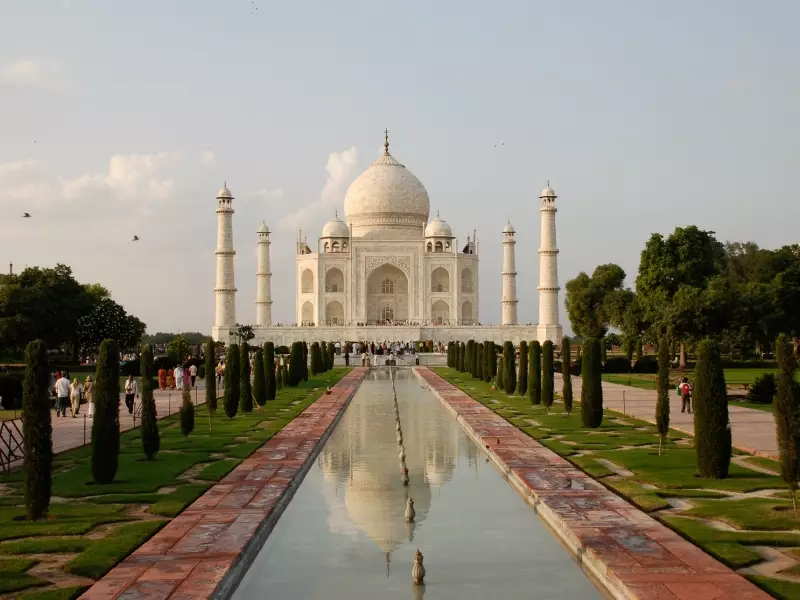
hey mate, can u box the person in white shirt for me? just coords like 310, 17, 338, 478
189, 364, 198, 387
69, 377, 83, 418
55, 375, 71, 417
174, 366, 184, 390
124, 375, 139, 415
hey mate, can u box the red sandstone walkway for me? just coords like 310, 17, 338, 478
79, 368, 367, 600
416, 367, 770, 600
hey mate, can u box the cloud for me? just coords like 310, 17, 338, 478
0, 59, 60, 87
201, 150, 215, 167
252, 187, 284, 201
279, 146, 357, 231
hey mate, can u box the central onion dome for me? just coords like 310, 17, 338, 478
343, 131, 430, 238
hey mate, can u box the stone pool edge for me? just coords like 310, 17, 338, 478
413, 367, 771, 600
79, 367, 368, 600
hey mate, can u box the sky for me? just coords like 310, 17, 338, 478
1, 0, 798, 335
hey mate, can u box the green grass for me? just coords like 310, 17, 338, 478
0, 537, 91, 555
748, 576, 800, 600
0, 504, 130, 542
683, 498, 800, 531
195, 458, 242, 482
66, 520, 165, 579
19, 585, 89, 600
0, 557, 44, 594
150, 484, 212, 517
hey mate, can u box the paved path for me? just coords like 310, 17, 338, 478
79, 368, 367, 600
565, 374, 778, 458
418, 367, 770, 600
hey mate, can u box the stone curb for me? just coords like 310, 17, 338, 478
414, 367, 772, 600
78, 368, 368, 600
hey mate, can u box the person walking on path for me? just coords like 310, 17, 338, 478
216, 362, 224, 388
124, 375, 139, 415
69, 377, 83, 417
85, 375, 94, 418
158, 367, 167, 390
174, 366, 184, 390
679, 377, 692, 414
189, 363, 198, 387
55, 372, 71, 417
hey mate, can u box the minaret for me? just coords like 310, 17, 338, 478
537, 183, 560, 338
256, 221, 272, 326
501, 221, 518, 325
212, 182, 236, 340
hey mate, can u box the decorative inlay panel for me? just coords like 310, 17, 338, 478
365, 255, 410, 277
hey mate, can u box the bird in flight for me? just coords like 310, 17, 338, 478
22, 213, 31, 218
131, 235, 140, 241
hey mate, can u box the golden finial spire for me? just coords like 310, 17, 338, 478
384, 128, 390, 155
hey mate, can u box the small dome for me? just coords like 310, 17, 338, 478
540, 184, 556, 198
258, 221, 269, 233
503, 221, 515, 234
321, 214, 350, 238
217, 182, 233, 199
425, 214, 453, 238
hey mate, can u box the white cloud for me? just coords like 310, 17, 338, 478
279, 146, 357, 231
252, 187, 284, 201
0, 59, 60, 87
201, 150, 215, 167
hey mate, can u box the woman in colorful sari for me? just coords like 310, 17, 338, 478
158, 367, 167, 391
166, 370, 175, 390
85, 375, 94, 418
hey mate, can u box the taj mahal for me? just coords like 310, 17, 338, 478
211, 131, 562, 346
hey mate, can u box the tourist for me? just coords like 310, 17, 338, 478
85, 375, 94, 418
216, 362, 224, 387
124, 375, 139, 414
174, 366, 184, 390
182, 365, 190, 388
158, 366, 167, 390
69, 377, 83, 417
189, 363, 198, 387
344, 349, 350, 366
55, 372, 70, 417
678, 377, 692, 414
166, 369, 175, 390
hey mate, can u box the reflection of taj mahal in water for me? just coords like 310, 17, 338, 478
211, 131, 562, 346
318, 370, 477, 559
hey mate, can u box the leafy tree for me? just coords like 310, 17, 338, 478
180, 380, 195, 441
77, 296, 145, 354
140, 345, 160, 460
476, 342, 483, 381
264, 342, 276, 400
240, 342, 253, 413
22, 339, 52, 520
252, 348, 266, 407
92, 339, 120, 484
502, 341, 516, 395
565, 264, 630, 339
231, 324, 255, 346
655, 337, 670, 455
580, 338, 603, 428
692, 340, 731, 478
542, 340, 554, 410
561, 336, 573, 415
529, 341, 541, 405
518, 341, 528, 396
224, 344, 240, 419
205, 337, 217, 413
310, 342, 323, 375
288, 342, 304, 386
167, 335, 191, 364
603, 333, 622, 350
775, 334, 800, 513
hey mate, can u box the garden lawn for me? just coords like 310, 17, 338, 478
0, 368, 349, 598
434, 367, 800, 600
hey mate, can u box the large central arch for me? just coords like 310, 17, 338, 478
366, 263, 409, 323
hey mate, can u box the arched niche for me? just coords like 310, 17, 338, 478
325, 267, 344, 293
326, 300, 344, 325
461, 268, 474, 293
301, 301, 314, 325
301, 268, 314, 294
431, 300, 449, 325
430, 267, 449, 293
461, 300, 474, 325
367, 263, 408, 323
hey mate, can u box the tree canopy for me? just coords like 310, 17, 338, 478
565, 263, 630, 339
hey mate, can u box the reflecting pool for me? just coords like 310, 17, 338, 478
231, 369, 603, 599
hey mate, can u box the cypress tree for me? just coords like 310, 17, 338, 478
321, 342, 328, 371
458, 342, 466, 372
224, 344, 240, 419
328, 343, 335, 371
276, 360, 284, 391
281, 363, 289, 388
518, 341, 529, 396
485, 341, 495, 382
310, 342, 323, 375
503, 341, 516, 395
542, 340, 554, 410
530, 341, 541, 405
693, 340, 731, 479
490, 343, 498, 378
562, 336, 573, 415
497, 355, 504, 390
656, 336, 670, 455
581, 338, 603, 428
303, 342, 309, 381
264, 342, 276, 400
180, 379, 195, 441
289, 341, 304, 386
253, 348, 267, 407
601, 340, 608, 364
240, 342, 253, 413
466, 340, 474, 376
476, 342, 483, 381
92, 339, 120, 484
205, 337, 217, 413
775, 334, 800, 513
140, 345, 160, 460
22, 339, 51, 521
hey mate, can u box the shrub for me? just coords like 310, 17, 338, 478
224, 344, 240, 419
22, 339, 52, 520
153, 355, 177, 373
530, 341, 541, 405
303, 342, 309, 381
92, 339, 120, 484
140, 345, 160, 460
205, 338, 217, 413
580, 338, 603, 428
240, 342, 252, 413
561, 336, 573, 415
656, 337, 670, 454
119, 360, 141, 378
0, 375, 23, 410
310, 342, 323, 375
602, 357, 631, 374
518, 341, 528, 396
747, 373, 776, 404
503, 341, 516, 395
252, 348, 266, 407
693, 340, 731, 479
775, 334, 800, 511
197, 364, 206, 379
288, 342, 304, 386
631, 355, 658, 374
264, 342, 276, 400
275, 345, 290, 355
542, 340, 554, 409
476, 342, 483, 381
179, 380, 195, 441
